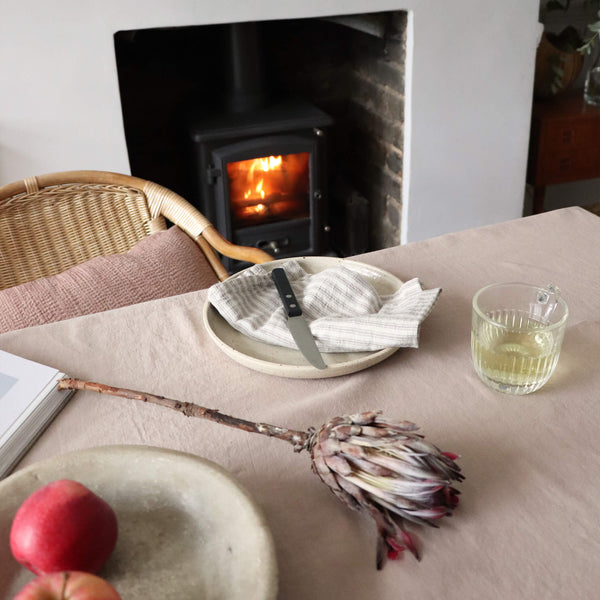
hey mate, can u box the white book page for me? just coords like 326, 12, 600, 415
0, 350, 61, 440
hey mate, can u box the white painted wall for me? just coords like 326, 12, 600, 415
0, 0, 540, 243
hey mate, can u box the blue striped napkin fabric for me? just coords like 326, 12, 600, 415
207, 260, 441, 352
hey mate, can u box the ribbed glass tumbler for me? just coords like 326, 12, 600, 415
471, 283, 568, 395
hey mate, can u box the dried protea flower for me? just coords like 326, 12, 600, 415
59, 379, 464, 569
308, 411, 463, 568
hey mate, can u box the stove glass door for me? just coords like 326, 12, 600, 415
226, 152, 310, 228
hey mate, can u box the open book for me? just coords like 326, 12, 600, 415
0, 350, 74, 478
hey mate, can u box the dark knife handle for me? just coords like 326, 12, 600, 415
271, 268, 302, 317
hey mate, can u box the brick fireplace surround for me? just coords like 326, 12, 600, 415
116, 13, 408, 255
1, 1, 540, 246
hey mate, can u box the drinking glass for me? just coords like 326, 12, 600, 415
471, 283, 568, 395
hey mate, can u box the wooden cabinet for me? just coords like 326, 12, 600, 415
527, 92, 600, 213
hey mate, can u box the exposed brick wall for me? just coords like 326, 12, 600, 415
263, 11, 407, 253
347, 12, 406, 250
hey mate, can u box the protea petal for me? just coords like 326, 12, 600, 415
348, 411, 380, 425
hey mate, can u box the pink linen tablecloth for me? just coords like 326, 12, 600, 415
1, 207, 599, 599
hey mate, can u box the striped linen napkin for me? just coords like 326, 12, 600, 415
207, 260, 441, 352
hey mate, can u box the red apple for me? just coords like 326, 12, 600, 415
10, 479, 118, 575
13, 571, 121, 600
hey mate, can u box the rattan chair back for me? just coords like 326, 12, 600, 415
0, 170, 272, 290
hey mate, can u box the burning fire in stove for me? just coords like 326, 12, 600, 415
227, 152, 310, 227
244, 155, 283, 200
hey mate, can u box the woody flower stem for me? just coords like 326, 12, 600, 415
58, 378, 310, 450
58, 377, 464, 570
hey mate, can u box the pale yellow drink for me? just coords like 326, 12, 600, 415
471, 285, 568, 395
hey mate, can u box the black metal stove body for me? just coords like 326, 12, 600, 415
187, 22, 334, 272
189, 99, 332, 271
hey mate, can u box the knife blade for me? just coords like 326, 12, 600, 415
271, 267, 327, 370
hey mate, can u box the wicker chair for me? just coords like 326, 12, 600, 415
0, 170, 273, 291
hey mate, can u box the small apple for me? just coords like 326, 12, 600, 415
13, 571, 121, 600
10, 479, 118, 575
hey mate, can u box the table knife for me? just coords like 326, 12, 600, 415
271, 268, 327, 370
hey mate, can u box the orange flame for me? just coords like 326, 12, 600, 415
242, 156, 282, 200
226, 152, 310, 227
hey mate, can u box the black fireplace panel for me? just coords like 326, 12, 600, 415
234, 218, 311, 257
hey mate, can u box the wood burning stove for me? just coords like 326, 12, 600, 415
187, 22, 334, 271
188, 99, 333, 271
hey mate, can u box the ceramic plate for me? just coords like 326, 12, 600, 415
203, 256, 403, 378
0, 445, 277, 600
